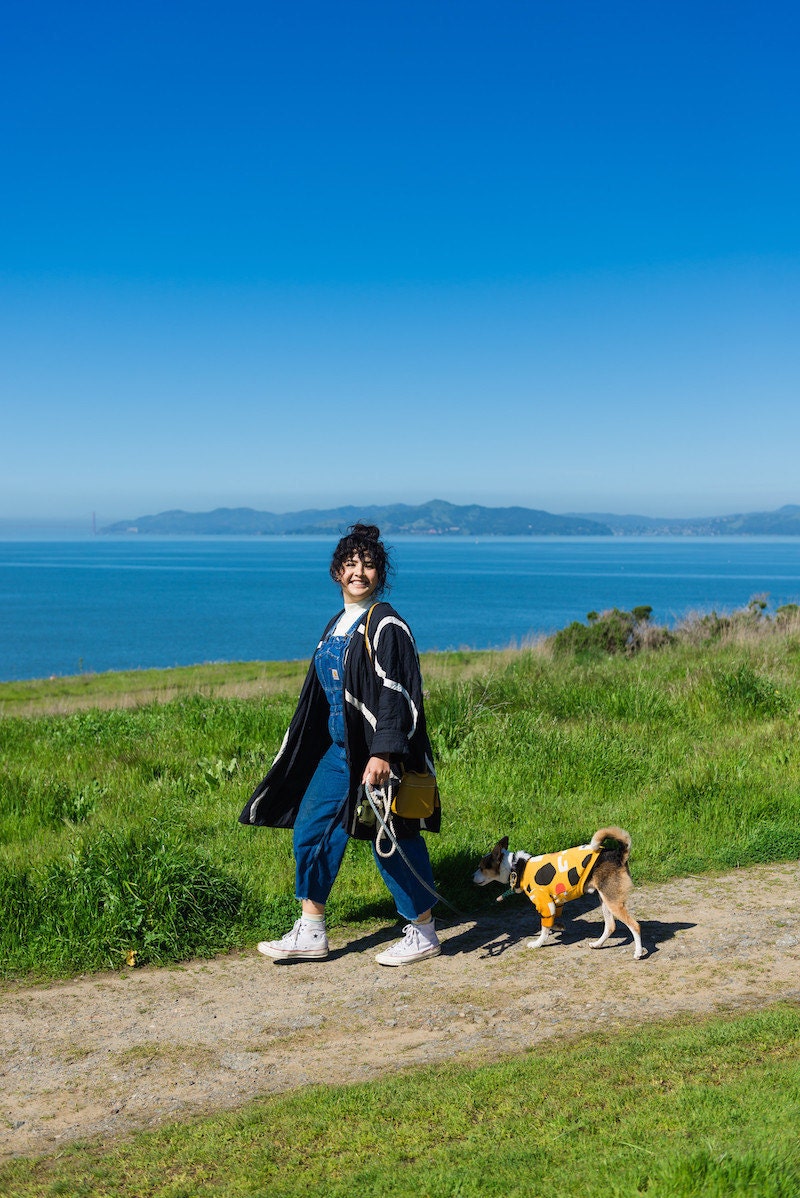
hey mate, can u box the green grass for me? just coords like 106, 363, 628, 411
2, 617, 800, 978
0, 651, 498, 719
2, 615, 799, 1194
2, 1004, 799, 1197
4, 829, 250, 973
0, 659, 310, 718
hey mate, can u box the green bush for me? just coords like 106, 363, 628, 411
553, 596, 800, 659
551, 605, 675, 658
552, 607, 639, 656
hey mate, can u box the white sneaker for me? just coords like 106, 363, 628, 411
375, 921, 441, 966
257, 919, 329, 961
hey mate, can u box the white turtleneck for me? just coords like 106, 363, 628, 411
331, 596, 374, 637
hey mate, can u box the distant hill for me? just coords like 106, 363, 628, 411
566, 504, 800, 536
101, 500, 612, 537
100, 501, 800, 537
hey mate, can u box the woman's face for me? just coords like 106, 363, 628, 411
337, 553, 379, 603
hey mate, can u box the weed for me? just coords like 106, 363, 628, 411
48, 779, 105, 825
712, 662, 788, 716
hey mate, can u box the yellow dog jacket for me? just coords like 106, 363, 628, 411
510, 845, 600, 927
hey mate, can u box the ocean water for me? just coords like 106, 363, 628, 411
1, 536, 799, 682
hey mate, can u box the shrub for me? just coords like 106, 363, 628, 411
676, 595, 796, 648
551, 607, 672, 658
552, 608, 635, 656
675, 609, 732, 646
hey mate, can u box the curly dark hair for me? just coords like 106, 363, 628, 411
329, 523, 391, 595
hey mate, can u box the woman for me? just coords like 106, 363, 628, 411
239, 523, 442, 966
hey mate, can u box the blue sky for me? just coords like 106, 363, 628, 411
2, 0, 799, 524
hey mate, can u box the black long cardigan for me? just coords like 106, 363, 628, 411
238, 601, 440, 840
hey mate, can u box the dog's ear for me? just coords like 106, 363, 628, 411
490, 837, 508, 868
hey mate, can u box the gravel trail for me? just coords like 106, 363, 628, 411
2, 860, 799, 1160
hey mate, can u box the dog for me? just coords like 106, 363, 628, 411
472, 827, 644, 959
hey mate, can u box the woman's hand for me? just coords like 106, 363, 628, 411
362, 755, 392, 788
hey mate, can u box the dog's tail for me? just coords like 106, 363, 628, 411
589, 827, 632, 863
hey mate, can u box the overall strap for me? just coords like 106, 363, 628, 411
363, 602, 380, 665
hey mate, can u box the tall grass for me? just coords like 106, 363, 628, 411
2, 605, 800, 978
3, 830, 250, 974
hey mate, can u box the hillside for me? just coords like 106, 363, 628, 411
101, 500, 612, 536
100, 500, 800, 536
567, 503, 800, 535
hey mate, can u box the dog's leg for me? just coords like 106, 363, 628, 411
619, 903, 644, 960
589, 900, 616, 950
527, 925, 555, 950
592, 894, 644, 959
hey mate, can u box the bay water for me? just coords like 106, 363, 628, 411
1, 536, 799, 682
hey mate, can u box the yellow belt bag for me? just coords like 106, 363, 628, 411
391, 769, 438, 819
364, 605, 439, 821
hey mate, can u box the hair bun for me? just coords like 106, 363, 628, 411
349, 523, 380, 541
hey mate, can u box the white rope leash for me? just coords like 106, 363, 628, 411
365, 780, 399, 860
363, 782, 463, 916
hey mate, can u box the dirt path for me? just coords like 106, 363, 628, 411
2, 861, 799, 1161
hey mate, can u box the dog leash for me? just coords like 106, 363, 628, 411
364, 782, 464, 918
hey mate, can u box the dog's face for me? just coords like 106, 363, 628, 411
472, 836, 511, 887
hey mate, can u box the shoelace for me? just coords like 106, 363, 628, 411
284, 920, 304, 946
281, 919, 318, 947
395, 924, 429, 953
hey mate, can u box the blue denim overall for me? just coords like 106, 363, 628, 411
292, 613, 436, 919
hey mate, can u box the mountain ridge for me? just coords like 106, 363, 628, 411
564, 504, 800, 536
100, 501, 800, 537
